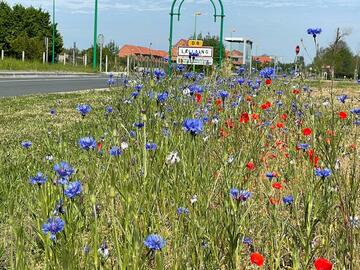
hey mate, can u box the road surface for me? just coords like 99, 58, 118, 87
0, 76, 109, 97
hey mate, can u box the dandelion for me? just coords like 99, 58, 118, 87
29, 172, 47, 185
144, 234, 166, 251
79, 137, 96, 150
64, 181, 82, 199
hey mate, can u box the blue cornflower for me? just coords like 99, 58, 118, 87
176, 64, 185, 72
144, 234, 166, 251
64, 181, 82, 199
129, 130, 136, 138
105, 106, 113, 114
237, 67, 245, 74
29, 172, 48, 185
177, 207, 189, 215
297, 143, 310, 150
230, 188, 252, 202
135, 84, 143, 92
276, 90, 284, 95
218, 90, 229, 99
242, 237, 253, 245
283, 195, 294, 205
53, 162, 74, 178
157, 92, 169, 103
145, 143, 157, 151
154, 69, 166, 80
259, 67, 275, 79
307, 28, 322, 38
109, 146, 122, 157
354, 120, 360, 126
265, 172, 276, 180
237, 78, 245, 85
133, 122, 144, 128
42, 217, 65, 240
79, 137, 96, 150
107, 74, 115, 86
350, 108, 360, 115
131, 91, 139, 98
189, 84, 204, 94
357, 79, 360, 84
21, 141, 32, 149
76, 104, 92, 117
337, 95, 348, 104
50, 108, 56, 115
183, 72, 195, 80
183, 119, 203, 135
315, 168, 332, 179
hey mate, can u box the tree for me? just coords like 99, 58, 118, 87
0, 2, 63, 61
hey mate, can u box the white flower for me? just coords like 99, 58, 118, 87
227, 155, 234, 164
183, 88, 191, 96
121, 142, 129, 150
190, 195, 198, 205
166, 151, 180, 165
335, 159, 341, 170
349, 216, 360, 228
45, 155, 54, 161
212, 118, 219, 125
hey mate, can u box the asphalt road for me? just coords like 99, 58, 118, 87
0, 76, 109, 97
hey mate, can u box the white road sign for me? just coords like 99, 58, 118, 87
178, 47, 213, 58
176, 56, 213, 66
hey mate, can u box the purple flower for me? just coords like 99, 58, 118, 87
79, 137, 96, 150
177, 207, 189, 215
307, 28, 322, 38
315, 168, 332, 179
144, 234, 166, 251
109, 146, 122, 157
230, 188, 252, 202
337, 95, 348, 104
76, 104, 92, 117
64, 181, 82, 199
53, 162, 74, 178
21, 141, 32, 149
145, 143, 157, 151
350, 108, 360, 115
297, 143, 310, 150
105, 106, 113, 114
157, 92, 169, 104
183, 119, 203, 135
29, 172, 48, 185
283, 195, 294, 205
42, 217, 65, 240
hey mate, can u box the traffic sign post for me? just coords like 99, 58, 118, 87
97, 34, 104, 72
177, 46, 213, 66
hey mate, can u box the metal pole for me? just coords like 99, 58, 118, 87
43, 52, 46, 64
85, 54, 87, 67
243, 39, 246, 65
52, 0, 55, 64
219, 15, 224, 68
1, 50, 4, 60
73, 42, 76, 66
22, 51, 25, 62
105, 54, 108, 73
45, 37, 49, 64
168, 12, 174, 76
100, 44, 103, 72
93, 0, 98, 71
194, 14, 197, 40
64, 53, 66, 65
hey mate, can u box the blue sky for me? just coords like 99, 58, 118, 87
6, 0, 360, 62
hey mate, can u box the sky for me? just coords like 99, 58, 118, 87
5, 0, 360, 63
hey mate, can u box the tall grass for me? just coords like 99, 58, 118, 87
0, 70, 359, 269
0, 58, 95, 73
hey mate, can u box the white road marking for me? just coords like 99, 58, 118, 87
0, 77, 105, 83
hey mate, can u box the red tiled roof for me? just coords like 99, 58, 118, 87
253, 55, 273, 63
172, 39, 188, 60
118, 45, 168, 58
225, 50, 243, 58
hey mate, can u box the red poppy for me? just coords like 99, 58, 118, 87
303, 128, 312, 136
240, 112, 250, 123
220, 128, 229, 138
265, 79, 272, 86
246, 162, 255, 170
280, 113, 288, 120
269, 197, 280, 205
195, 93, 202, 104
314, 258, 333, 270
292, 89, 300, 94
225, 119, 235, 129
250, 252, 265, 267
272, 182, 283, 190
246, 96, 253, 102
260, 101, 272, 110
97, 142, 103, 152
215, 99, 222, 106
276, 122, 284, 128
339, 111, 347, 119
252, 113, 260, 121
308, 149, 320, 167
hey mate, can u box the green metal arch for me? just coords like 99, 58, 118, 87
168, 0, 225, 76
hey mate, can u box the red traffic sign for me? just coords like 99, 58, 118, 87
295, 45, 300, 55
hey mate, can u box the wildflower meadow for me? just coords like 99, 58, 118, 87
1, 45, 360, 270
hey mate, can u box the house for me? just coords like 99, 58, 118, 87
118, 45, 168, 60
253, 55, 273, 64
226, 50, 244, 66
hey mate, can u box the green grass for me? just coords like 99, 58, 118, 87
0, 76, 359, 269
0, 58, 95, 73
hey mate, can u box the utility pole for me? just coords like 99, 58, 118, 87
45, 37, 49, 64
52, 0, 55, 64
93, 0, 98, 71
98, 34, 104, 72
73, 42, 76, 66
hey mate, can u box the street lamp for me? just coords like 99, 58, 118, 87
52, 0, 55, 64
93, 0, 98, 71
193, 12, 202, 40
